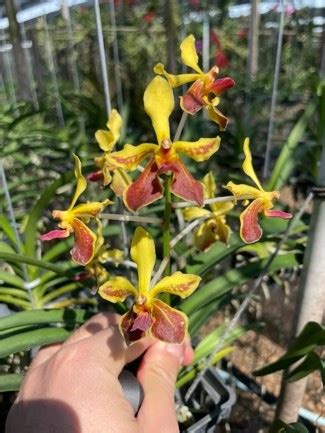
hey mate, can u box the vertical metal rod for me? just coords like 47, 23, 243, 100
3, 50, 17, 107
0, 162, 35, 308
109, 0, 123, 112
43, 15, 65, 128
263, 0, 285, 179
0, 71, 9, 104
20, 24, 40, 110
202, 11, 210, 73
94, 0, 112, 117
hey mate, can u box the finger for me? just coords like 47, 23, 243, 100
29, 343, 62, 371
182, 335, 194, 366
137, 342, 184, 433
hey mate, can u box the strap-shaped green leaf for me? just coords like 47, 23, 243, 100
0, 373, 24, 392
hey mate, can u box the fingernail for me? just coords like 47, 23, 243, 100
165, 343, 184, 364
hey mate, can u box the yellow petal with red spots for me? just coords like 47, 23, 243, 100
180, 34, 203, 74
131, 227, 156, 293
151, 299, 188, 344
70, 199, 111, 218
70, 218, 97, 265
107, 143, 157, 171
154, 63, 201, 87
203, 172, 217, 200
99, 276, 137, 303
239, 198, 265, 243
150, 271, 201, 300
242, 138, 263, 191
173, 137, 220, 162
225, 181, 261, 201
144, 76, 174, 144
69, 154, 87, 209
183, 207, 211, 221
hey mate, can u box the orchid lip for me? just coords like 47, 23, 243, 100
136, 294, 147, 305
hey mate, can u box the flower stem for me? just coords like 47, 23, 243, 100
162, 174, 172, 276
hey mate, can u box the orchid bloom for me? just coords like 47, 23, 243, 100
88, 109, 132, 196
106, 76, 221, 211
225, 138, 292, 244
99, 227, 201, 343
183, 172, 234, 251
41, 155, 111, 265
154, 34, 235, 130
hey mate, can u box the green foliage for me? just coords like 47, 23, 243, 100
270, 420, 309, 433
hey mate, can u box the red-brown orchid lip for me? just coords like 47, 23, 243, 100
87, 171, 104, 182
209, 77, 235, 95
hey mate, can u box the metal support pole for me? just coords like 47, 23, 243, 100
94, 0, 112, 117
202, 11, 210, 74
109, 0, 123, 112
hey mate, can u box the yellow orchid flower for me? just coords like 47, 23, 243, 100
88, 109, 132, 196
41, 155, 111, 265
225, 138, 292, 243
183, 172, 234, 250
154, 34, 235, 130
99, 227, 201, 344
106, 76, 221, 211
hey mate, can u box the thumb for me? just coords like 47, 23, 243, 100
136, 342, 184, 433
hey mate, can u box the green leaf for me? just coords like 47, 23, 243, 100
286, 351, 323, 383
0, 373, 24, 392
0, 270, 24, 288
270, 420, 309, 433
0, 214, 17, 246
0, 253, 69, 275
181, 253, 298, 316
0, 309, 93, 332
0, 327, 70, 358
267, 101, 315, 191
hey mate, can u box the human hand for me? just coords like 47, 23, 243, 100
6, 313, 194, 433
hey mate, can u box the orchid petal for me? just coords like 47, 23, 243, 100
183, 207, 211, 221
120, 308, 149, 343
154, 63, 200, 87
242, 138, 263, 190
225, 181, 261, 201
150, 271, 201, 300
107, 143, 157, 171
193, 217, 231, 250
180, 34, 203, 74
87, 171, 104, 183
203, 172, 217, 199
166, 158, 204, 206
99, 276, 137, 303
123, 158, 163, 211
144, 76, 174, 144
207, 76, 236, 96
206, 104, 229, 131
264, 209, 292, 219
173, 137, 220, 162
70, 200, 111, 218
40, 229, 70, 241
70, 218, 97, 265
180, 80, 205, 115
110, 168, 132, 197
69, 154, 87, 210
131, 227, 156, 293
151, 299, 188, 343
240, 199, 265, 243
210, 200, 234, 216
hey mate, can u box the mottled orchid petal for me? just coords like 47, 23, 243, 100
203, 172, 217, 200
151, 299, 188, 344
124, 158, 163, 211
180, 34, 203, 74
173, 137, 220, 162
130, 309, 153, 333
206, 104, 229, 131
242, 138, 263, 191
87, 171, 104, 183
120, 309, 147, 343
167, 158, 204, 206
264, 209, 292, 219
207, 76, 235, 96
99, 276, 137, 303
150, 271, 201, 300
70, 218, 97, 265
40, 229, 69, 241
194, 219, 219, 251
180, 80, 205, 115
183, 207, 211, 221
110, 168, 132, 197
69, 154, 87, 210
154, 63, 200, 87
144, 76, 174, 144
240, 199, 265, 244
107, 143, 157, 171
225, 181, 261, 201
70, 199, 111, 218
131, 226, 156, 293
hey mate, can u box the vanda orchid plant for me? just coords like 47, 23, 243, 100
41, 35, 292, 345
